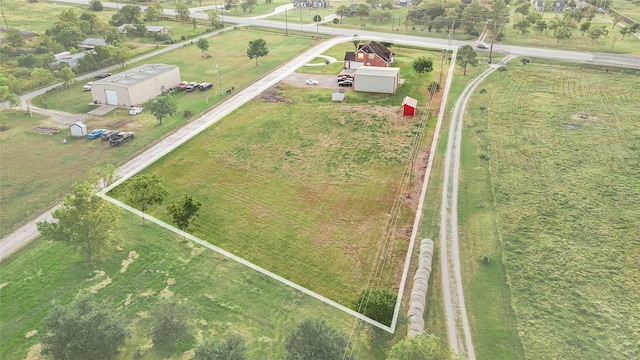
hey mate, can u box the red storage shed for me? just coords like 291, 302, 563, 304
402, 96, 418, 116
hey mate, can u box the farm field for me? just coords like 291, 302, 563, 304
0, 29, 316, 238
461, 62, 640, 359
0, 211, 376, 360
109, 44, 442, 311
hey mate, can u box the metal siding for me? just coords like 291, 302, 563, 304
105, 89, 118, 105
354, 74, 394, 93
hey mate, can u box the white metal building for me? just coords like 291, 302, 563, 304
90, 64, 181, 107
69, 121, 87, 137
353, 66, 400, 94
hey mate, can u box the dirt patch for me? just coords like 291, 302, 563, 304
259, 85, 292, 103
33, 127, 61, 135
159, 286, 174, 299
279, 72, 342, 90
181, 349, 195, 360
124, 293, 133, 306
88, 277, 112, 293
24, 343, 43, 360
120, 251, 140, 273
87, 270, 106, 281
25, 330, 38, 338
571, 112, 598, 121
141, 289, 155, 296
0, 125, 9, 131
166, 278, 176, 285
0, 282, 7, 289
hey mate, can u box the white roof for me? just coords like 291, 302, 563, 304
354, 66, 400, 77
93, 64, 178, 88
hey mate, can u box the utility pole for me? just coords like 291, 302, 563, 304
215, 60, 222, 96
299, 5, 302, 31
285, 7, 288, 36
488, 21, 502, 64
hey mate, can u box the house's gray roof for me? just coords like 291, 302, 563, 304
92, 64, 178, 88
80, 38, 108, 47
357, 41, 394, 63
344, 51, 356, 61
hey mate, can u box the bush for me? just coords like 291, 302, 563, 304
153, 32, 172, 42
89, 0, 103, 11
332, 18, 340, 24
183, 110, 193, 117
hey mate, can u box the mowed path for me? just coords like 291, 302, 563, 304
440, 56, 514, 359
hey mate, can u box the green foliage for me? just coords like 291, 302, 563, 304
355, 4, 370, 19
5, 29, 25, 48
197, 38, 210, 56
284, 318, 354, 360
386, 334, 455, 360
145, 94, 177, 125
126, 173, 168, 222
176, 3, 191, 22
41, 293, 130, 360
57, 66, 75, 87
150, 298, 194, 352
412, 56, 434, 75
513, 19, 531, 35
336, 5, 351, 22
167, 194, 202, 232
36, 183, 121, 261
355, 287, 397, 326
488, 0, 510, 25
519, 57, 530, 65
208, 11, 223, 28
246, 38, 268, 66
144, 3, 163, 24
53, 26, 84, 50
194, 334, 248, 360
554, 25, 573, 43
89, 0, 103, 11
461, 0, 488, 29
457, 45, 478, 75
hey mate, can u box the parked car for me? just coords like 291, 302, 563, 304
109, 132, 134, 146
101, 130, 119, 140
476, 42, 489, 49
87, 129, 107, 139
185, 82, 199, 92
83, 82, 92, 91
178, 81, 189, 90
129, 106, 143, 115
95, 73, 111, 79
597, 7, 605, 13
305, 79, 319, 85
199, 82, 213, 91
338, 80, 353, 87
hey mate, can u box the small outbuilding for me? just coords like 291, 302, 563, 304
69, 121, 87, 137
402, 96, 418, 116
90, 64, 181, 107
354, 66, 400, 94
332, 89, 345, 102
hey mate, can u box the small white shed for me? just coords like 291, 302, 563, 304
70, 121, 87, 137
354, 66, 400, 94
332, 89, 345, 102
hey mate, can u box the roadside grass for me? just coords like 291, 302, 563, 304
471, 63, 640, 359
0, 211, 376, 360
0, 0, 116, 34
611, 0, 640, 22
3, 29, 316, 237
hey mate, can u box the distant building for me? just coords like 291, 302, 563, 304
532, 0, 565, 11
49, 51, 87, 68
90, 64, 181, 107
292, 0, 331, 8
117, 24, 170, 35
78, 38, 108, 50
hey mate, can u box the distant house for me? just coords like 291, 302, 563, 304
344, 41, 395, 69
117, 24, 170, 35
292, 0, 331, 8
70, 121, 87, 137
402, 96, 418, 116
78, 38, 108, 50
532, 0, 565, 11
49, 51, 87, 68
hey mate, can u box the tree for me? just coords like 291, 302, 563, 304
126, 173, 168, 223
457, 44, 478, 75
79, 12, 99, 33
176, 3, 191, 22
54, 26, 84, 50
167, 194, 201, 232
110, 42, 130, 68
151, 298, 193, 352
520, 57, 530, 65
355, 287, 397, 325
196, 38, 210, 57
208, 11, 222, 28
355, 4, 370, 19
145, 94, 177, 125
611, 13, 624, 29
0, 74, 20, 107
386, 334, 454, 360
336, 5, 350, 22
37, 183, 121, 261
41, 293, 130, 360
285, 319, 353, 360
515, 2, 531, 16
488, 0, 510, 25
6, 28, 25, 48
246, 38, 268, 66
58, 66, 75, 87
461, 0, 488, 29
89, 0, 103, 11
241, 0, 257, 13
513, 19, 531, 35
412, 56, 434, 75
30, 68, 54, 86
17, 54, 38, 68
144, 3, 164, 24
580, 21, 592, 35
533, 20, 547, 34
194, 334, 248, 360
370, 8, 391, 23
554, 25, 573, 43
119, 5, 142, 24
587, 25, 604, 44
620, 24, 639, 39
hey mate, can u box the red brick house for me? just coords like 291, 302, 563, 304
344, 41, 395, 69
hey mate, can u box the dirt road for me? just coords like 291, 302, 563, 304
440, 56, 514, 359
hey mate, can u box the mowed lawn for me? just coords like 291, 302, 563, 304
0, 212, 374, 360
111, 90, 422, 308
464, 63, 640, 359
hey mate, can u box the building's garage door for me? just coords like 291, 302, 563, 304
105, 90, 118, 105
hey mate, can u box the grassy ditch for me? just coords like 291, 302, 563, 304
0, 211, 375, 360
466, 63, 640, 359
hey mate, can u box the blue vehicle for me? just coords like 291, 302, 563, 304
87, 129, 107, 139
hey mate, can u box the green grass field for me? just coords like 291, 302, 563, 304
611, 0, 640, 23
109, 44, 441, 309
1, 29, 317, 237
462, 62, 640, 359
0, 211, 376, 360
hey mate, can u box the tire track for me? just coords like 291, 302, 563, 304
441, 56, 514, 359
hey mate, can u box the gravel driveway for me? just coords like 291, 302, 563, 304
279, 72, 353, 91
